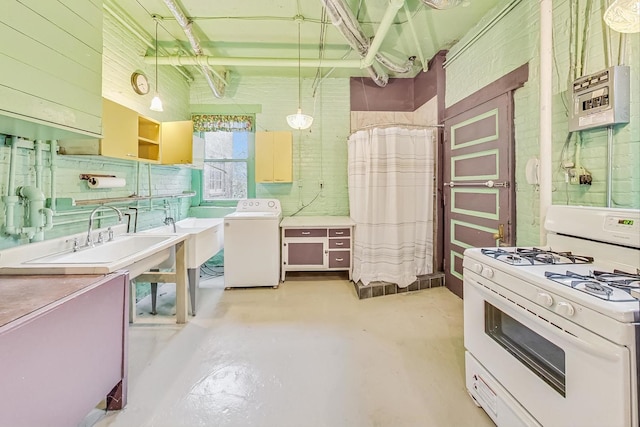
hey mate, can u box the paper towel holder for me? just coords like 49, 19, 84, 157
80, 173, 116, 181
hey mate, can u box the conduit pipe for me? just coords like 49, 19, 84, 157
539, 0, 553, 245
163, 0, 227, 98
149, 55, 363, 68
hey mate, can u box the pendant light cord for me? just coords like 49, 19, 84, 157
155, 19, 159, 93
297, 20, 302, 110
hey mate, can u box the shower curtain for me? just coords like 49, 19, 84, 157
348, 127, 435, 288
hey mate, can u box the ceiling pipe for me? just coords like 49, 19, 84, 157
362, 0, 404, 67
162, 0, 227, 98
404, 2, 428, 71
147, 55, 363, 68
103, 0, 192, 82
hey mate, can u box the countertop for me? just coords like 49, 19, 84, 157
280, 216, 355, 227
0, 274, 108, 328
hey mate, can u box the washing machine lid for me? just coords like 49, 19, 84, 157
225, 211, 280, 219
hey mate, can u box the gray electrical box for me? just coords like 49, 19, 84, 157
568, 65, 630, 132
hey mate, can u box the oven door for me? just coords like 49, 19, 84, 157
464, 273, 632, 427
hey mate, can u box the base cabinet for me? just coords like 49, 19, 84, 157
280, 217, 355, 281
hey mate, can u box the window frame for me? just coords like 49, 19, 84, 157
197, 130, 256, 207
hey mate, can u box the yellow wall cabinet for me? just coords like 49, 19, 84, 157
161, 120, 194, 165
255, 131, 293, 183
59, 100, 192, 164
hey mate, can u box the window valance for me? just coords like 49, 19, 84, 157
192, 114, 253, 132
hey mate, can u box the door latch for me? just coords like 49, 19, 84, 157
492, 224, 505, 247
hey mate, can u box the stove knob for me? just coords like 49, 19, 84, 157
556, 301, 575, 317
472, 263, 483, 274
482, 268, 494, 279
536, 292, 553, 307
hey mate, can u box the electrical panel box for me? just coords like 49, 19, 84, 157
568, 65, 630, 132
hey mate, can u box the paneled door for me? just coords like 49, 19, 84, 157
443, 92, 515, 297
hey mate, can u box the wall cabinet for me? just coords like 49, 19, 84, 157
280, 216, 355, 281
58, 100, 193, 164
256, 131, 293, 183
161, 120, 194, 165
0, 0, 103, 140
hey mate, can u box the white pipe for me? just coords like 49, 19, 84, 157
363, 0, 405, 67
49, 140, 57, 213
606, 126, 613, 207
539, 0, 553, 245
149, 55, 364, 69
7, 136, 18, 196
3, 137, 20, 235
35, 140, 43, 189
17, 186, 52, 241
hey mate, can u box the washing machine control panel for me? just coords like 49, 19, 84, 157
235, 198, 281, 213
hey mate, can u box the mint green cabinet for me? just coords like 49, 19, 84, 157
0, 0, 103, 140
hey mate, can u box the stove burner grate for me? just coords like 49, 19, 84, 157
545, 270, 637, 301
593, 270, 640, 289
481, 247, 594, 265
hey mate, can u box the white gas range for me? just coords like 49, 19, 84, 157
463, 205, 640, 427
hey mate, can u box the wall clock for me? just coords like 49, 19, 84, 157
131, 72, 150, 95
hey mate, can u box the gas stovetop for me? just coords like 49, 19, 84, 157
545, 269, 640, 302
481, 247, 594, 266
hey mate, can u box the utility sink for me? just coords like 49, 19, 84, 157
141, 218, 223, 269
0, 233, 185, 278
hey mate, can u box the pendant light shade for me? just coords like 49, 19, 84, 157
287, 19, 313, 130
604, 0, 640, 33
150, 18, 164, 112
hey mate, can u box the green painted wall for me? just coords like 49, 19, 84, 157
190, 74, 352, 218
445, 0, 639, 245
0, 9, 193, 250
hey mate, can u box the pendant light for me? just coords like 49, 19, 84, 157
150, 17, 164, 112
286, 18, 313, 130
603, 0, 640, 33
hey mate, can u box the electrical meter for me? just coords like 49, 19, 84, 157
568, 65, 630, 132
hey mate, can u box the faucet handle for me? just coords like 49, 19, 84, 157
107, 226, 114, 241
97, 232, 104, 244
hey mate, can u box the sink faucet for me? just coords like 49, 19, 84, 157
87, 206, 123, 247
164, 216, 177, 232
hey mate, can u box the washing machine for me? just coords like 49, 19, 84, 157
223, 198, 282, 288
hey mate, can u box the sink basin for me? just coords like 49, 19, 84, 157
141, 218, 223, 268
0, 233, 185, 278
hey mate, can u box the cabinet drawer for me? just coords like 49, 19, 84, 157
328, 238, 350, 249
284, 228, 327, 238
329, 228, 350, 237
328, 251, 350, 268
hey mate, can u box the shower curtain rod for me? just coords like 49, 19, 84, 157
353, 123, 444, 131
350, 122, 444, 136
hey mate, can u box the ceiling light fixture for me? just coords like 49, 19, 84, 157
150, 17, 164, 112
287, 18, 313, 130
604, 0, 640, 33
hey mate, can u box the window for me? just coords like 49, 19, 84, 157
193, 114, 255, 202
203, 132, 253, 200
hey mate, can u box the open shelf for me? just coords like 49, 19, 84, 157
138, 116, 161, 162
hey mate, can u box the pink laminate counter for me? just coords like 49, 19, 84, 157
0, 272, 130, 427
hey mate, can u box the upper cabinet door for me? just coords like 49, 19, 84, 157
100, 99, 138, 160
161, 120, 194, 165
255, 131, 292, 183
0, 0, 103, 140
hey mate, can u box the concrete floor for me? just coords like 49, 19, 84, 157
87, 273, 494, 427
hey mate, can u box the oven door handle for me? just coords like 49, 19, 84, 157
470, 279, 624, 362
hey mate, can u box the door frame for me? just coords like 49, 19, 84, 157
441, 63, 529, 297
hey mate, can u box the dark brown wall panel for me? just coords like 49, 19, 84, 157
350, 77, 415, 111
